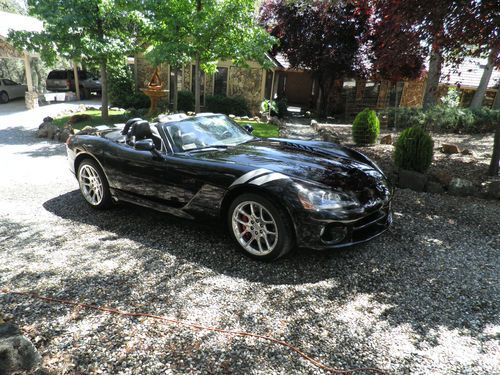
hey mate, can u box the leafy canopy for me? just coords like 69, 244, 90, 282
144, 0, 276, 73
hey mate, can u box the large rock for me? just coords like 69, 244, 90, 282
398, 169, 427, 192
486, 181, 500, 199
310, 119, 319, 131
37, 122, 60, 139
425, 181, 445, 194
442, 143, 461, 154
448, 178, 475, 196
269, 116, 285, 128
431, 171, 453, 186
318, 128, 340, 143
68, 114, 91, 124
260, 113, 270, 123
380, 134, 393, 145
0, 322, 41, 374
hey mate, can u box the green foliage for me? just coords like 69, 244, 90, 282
440, 87, 460, 108
394, 126, 434, 173
108, 64, 150, 109
260, 99, 278, 116
206, 95, 249, 116
352, 108, 380, 145
381, 107, 426, 130
0, 0, 26, 14
177, 90, 194, 112
380, 107, 500, 134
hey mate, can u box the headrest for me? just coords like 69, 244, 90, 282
132, 120, 152, 140
122, 117, 143, 135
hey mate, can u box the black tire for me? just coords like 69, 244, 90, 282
227, 193, 294, 261
77, 158, 113, 209
0, 91, 9, 104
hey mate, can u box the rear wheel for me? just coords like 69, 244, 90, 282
228, 193, 294, 261
77, 159, 112, 209
0, 91, 9, 104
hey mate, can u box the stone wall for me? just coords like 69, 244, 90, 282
229, 67, 263, 113
400, 80, 425, 108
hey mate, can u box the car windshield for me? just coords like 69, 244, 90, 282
162, 115, 255, 152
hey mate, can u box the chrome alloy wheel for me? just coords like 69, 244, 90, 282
78, 164, 104, 206
231, 201, 278, 256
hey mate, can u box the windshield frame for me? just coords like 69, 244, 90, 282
159, 114, 257, 154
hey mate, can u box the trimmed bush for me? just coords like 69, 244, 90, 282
380, 106, 500, 134
276, 97, 288, 118
205, 95, 249, 116
352, 108, 380, 145
394, 126, 434, 173
178, 90, 194, 112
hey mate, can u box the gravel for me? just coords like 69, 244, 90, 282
0, 114, 499, 375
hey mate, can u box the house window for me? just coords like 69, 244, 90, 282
191, 65, 205, 104
214, 67, 228, 96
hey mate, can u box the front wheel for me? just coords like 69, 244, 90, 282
77, 159, 112, 209
0, 91, 9, 104
228, 193, 294, 261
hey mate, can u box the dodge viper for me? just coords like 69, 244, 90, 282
66, 113, 393, 261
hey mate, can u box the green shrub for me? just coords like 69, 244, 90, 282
394, 126, 434, 172
260, 99, 278, 116
205, 95, 249, 116
276, 97, 288, 118
352, 108, 380, 145
177, 90, 194, 112
381, 107, 426, 130
108, 64, 151, 109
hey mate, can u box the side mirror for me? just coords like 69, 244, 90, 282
135, 139, 155, 151
243, 125, 254, 134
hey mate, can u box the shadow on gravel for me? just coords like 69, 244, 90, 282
0, 127, 40, 145
40, 190, 499, 343
18, 143, 66, 158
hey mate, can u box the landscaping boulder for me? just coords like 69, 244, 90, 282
431, 171, 453, 186
311, 119, 319, 131
461, 149, 475, 157
486, 181, 500, 199
269, 116, 285, 129
318, 128, 340, 143
42, 116, 53, 123
448, 178, 475, 196
425, 181, 445, 194
398, 169, 427, 192
380, 134, 393, 145
68, 114, 91, 124
240, 115, 250, 121
0, 322, 41, 374
57, 124, 74, 143
260, 113, 270, 123
77, 126, 98, 135
228, 114, 236, 119
234, 116, 241, 121
441, 143, 461, 154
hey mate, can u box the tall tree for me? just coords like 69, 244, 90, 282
9, 0, 145, 120
466, 0, 499, 109
144, 0, 275, 113
260, 0, 370, 117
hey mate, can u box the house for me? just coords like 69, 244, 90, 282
134, 54, 282, 114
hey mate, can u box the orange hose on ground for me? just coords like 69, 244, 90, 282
1, 289, 388, 375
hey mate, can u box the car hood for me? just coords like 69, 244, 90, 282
190, 138, 390, 204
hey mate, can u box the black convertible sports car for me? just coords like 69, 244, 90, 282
66, 113, 393, 260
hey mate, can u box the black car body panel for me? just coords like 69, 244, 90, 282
67, 114, 392, 250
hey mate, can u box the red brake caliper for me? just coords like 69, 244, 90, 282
240, 214, 251, 241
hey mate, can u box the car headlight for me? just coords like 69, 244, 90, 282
297, 185, 359, 211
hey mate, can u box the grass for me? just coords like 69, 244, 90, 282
235, 120, 279, 138
54, 110, 279, 138
53, 109, 128, 130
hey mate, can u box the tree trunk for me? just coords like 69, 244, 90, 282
489, 122, 500, 176
423, 43, 443, 109
100, 59, 109, 121
493, 89, 500, 110
73, 60, 80, 100
173, 68, 178, 112
470, 48, 497, 109
194, 58, 201, 113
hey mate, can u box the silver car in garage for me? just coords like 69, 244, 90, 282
0, 78, 27, 103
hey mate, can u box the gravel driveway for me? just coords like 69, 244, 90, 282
0, 111, 499, 374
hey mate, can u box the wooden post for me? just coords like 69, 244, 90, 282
73, 60, 80, 100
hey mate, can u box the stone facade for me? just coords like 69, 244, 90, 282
134, 56, 267, 113
228, 67, 263, 113
400, 80, 426, 108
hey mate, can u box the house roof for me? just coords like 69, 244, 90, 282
439, 57, 500, 89
0, 11, 43, 39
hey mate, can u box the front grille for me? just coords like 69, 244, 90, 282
350, 207, 390, 243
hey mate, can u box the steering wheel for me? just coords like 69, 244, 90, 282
221, 130, 232, 139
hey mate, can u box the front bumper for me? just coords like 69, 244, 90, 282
294, 203, 393, 250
